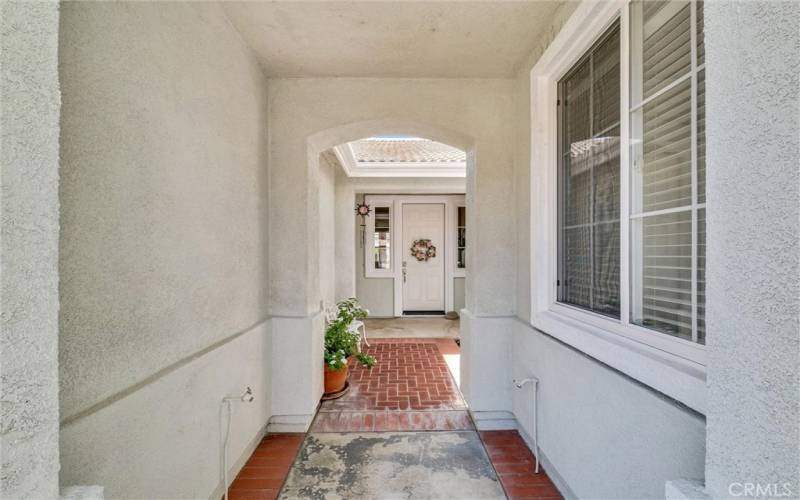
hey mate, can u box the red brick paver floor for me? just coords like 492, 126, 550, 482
311, 338, 473, 432
481, 430, 563, 500
226, 433, 304, 500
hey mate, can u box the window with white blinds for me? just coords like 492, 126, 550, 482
557, 22, 621, 319
551, 0, 706, 350
630, 0, 705, 344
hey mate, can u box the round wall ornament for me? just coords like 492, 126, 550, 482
410, 239, 437, 262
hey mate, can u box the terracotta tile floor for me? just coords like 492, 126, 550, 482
481, 430, 563, 500
226, 433, 304, 500
311, 338, 472, 432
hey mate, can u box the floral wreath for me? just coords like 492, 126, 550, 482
410, 239, 437, 262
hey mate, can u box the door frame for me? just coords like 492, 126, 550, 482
364, 194, 463, 316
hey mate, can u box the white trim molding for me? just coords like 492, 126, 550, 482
528, 0, 707, 413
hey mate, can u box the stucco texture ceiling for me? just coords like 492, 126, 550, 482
223, 1, 564, 78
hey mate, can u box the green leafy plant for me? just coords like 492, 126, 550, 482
324, 298, 376, 370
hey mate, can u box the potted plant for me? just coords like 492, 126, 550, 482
323, 298, 376, 394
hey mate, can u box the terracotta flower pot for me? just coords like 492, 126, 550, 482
324, 364, 348, 394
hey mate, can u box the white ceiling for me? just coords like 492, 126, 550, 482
223, 1, 564, 78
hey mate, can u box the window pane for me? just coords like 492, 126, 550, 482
563, 60, 592, 154
696, 1, 704, 66
633, 79, 692, 213
593, 130, 621, 317
697, 208, 706, 344
594, 221, 620, 316
642, 1, 691, 99
457, 206, 466, 269
697, 68, 706, 204
564, 226, 591, 308
632, 210, 692, 340
558, 22, 620, 319
593, 29, 621, 133
373, 206, 390, 270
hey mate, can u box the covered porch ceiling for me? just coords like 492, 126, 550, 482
222, 1, 565, 78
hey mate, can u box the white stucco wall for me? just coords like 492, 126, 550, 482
57, 3, 271, 497
319, 153, 337, 307
268, 80, 513, 422
506, 3, 707, 497
0, 2, 61, 498
704, 2, 800, 497
269, 78, 514, 318
513, 321, 706, 499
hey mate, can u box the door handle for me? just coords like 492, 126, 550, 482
402, 268, 407, 283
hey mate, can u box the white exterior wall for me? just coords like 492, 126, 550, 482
269, 79, 515, 424
704, 2, 800, 497
319, 154, 337, 307
509, 2, 707, 497
0, 2, 62, 498
57, 3, 272, 497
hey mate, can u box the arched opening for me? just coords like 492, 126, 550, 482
307, 119, 476, 318
308, 120, 475, 421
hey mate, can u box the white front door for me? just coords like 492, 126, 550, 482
402, 203, 445, 312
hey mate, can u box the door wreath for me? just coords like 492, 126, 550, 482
410, 239, 437, 262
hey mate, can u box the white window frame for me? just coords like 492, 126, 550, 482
364, 196, 396, 278
530, 0, 706, 413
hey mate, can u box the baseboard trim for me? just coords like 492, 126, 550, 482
470, 410, 518, 431
267, 413, 314, 433
209, 422, 268, 500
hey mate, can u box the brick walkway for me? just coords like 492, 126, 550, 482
228, 335, 563, 499
311, 338, 472, 432
226, 433, 304, 500
481, 430, 562, 500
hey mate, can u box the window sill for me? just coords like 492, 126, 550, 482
532, 308, 706, 414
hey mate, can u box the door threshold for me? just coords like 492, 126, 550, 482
402, 310, 446, 317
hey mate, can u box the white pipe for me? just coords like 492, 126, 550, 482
221, 387, 254, 500
513, 377, 540, 473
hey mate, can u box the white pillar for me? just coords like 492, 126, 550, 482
704, 2, 800, 497
0, 2, 61, 497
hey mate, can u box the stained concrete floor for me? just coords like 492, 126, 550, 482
363, 317, 459, 339
279, 432, 505, 500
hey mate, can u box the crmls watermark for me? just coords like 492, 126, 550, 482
728, 482, 795, 498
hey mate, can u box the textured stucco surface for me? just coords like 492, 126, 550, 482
319, 153, 336, 307
269, 78, 514, 318
57, 2, 271, 496
223, 1, 564, 78
513, 320, 706, 499
704, 2, 800, 497
513, 0, 577, 323
0, 2, 61, 498
60, 322, 271, 499
268, 81, 513, 423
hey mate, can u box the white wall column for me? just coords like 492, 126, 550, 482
268, 136, 325, 431
704, 2, 799, 497
0, 2, 61, 497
